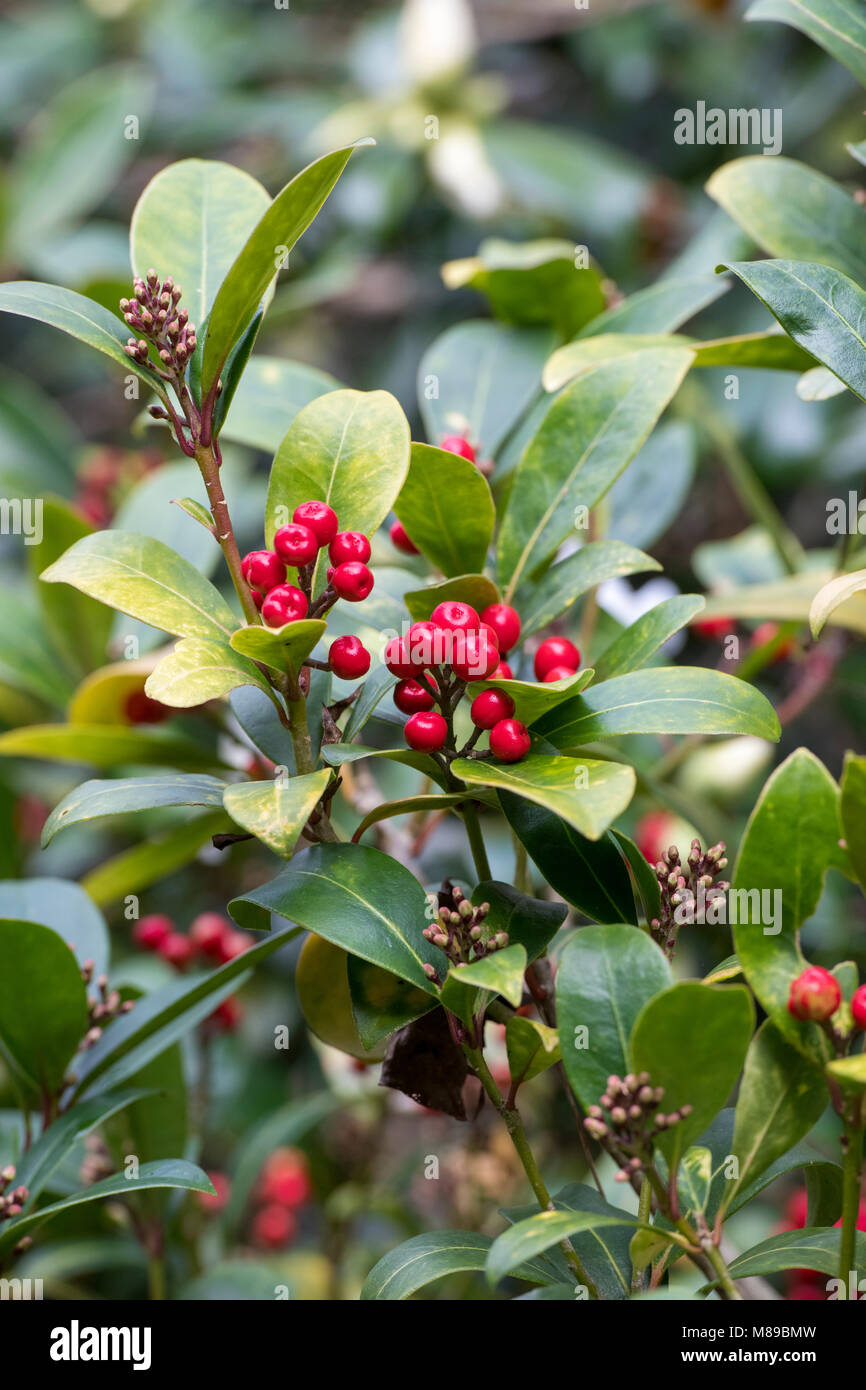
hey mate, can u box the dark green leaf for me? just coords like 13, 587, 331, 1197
42, 774, 227, 846
0, 920, 88, 1093
395, 442, 494, 578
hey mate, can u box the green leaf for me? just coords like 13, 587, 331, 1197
41, 774, 226, 846
145, 637, 276, 709
351, 793, 487, 844
0, 877, 109, 977
498, 348, 693, 598
721, 259, 866, 403
730, 1142, 842, 1223
0, 282, 160, 391
679, 1148, 713, 1217
840, 752, 866, 893
513, 540, 660, 638
502, 802, 640, 924
557, 925, 672, 1110
471, 882, 567, 963
223, 772, 330, 858
404, 574, 500, 624
535, 667, 781, 745
611, 830, 663, 923
229, 619, 326, 677
0, 1160, 216, 1258
827, 1053, 866, 1093
503, 1180, 638, 1298
41, 531, 238, 639
0, 920, 88, 1093
592, 596, 705, 683
745, 0, 866, 85
691, 331, 815, 371
321, 742, 449, 787
446, 944, 527, 1008
733, 748, 847, 1060
348, 955, 435, 1050
0, 599, 74, 709
218, 356, 340, 454
451, 747, 636, 842
443, 238, 606, 334
394, 442, 494, 578
543, 333, 691, 392
362, 1230, 550, 1300
229, 843, 439, 995
80, 810, 231, 908
201, 144, 364, 397
466, 669, 594, 728
16, 1089, 151, 1207
725, 1021, 827, 1212
265, 388, 411, 563
578, 275, 729, 337
810, 569, 866, 638
630, 982, 755, 1170
130, 159, 272, 328
29, 498, 112, 680
707, 156, 866, 286
418, 320, 554, 457
0, 723, 224, 772
726, 1227, 866, 1282
486, 1209, 637, 1288
506, 1016, 561, 1085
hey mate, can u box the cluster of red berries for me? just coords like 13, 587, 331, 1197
787, 966, 866, 1029
250, 1147, 312, 1249
133, 912, 251, 1030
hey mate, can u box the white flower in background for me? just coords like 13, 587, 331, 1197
428, 122, 505, 217
400, 0, 477, 86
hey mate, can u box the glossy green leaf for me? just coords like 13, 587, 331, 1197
506, 1016, 561, 1085
343, 665, 397, 741
630, 982, 755, 1170
29, 498, 112, 680
321, 742, 449, 787
229, 843, 439, 995
581, 274, 728, 336
446, 944, 527, 1009
827, 1053, 866, 1093
394, 442, 494, 578
840, 752, 866, 893
592, 596, 706, 683
502, 801, 639, 924
690, 331, 815, 370
223, 772, 330, 859
466, 669, 594, 728
0, 920, 88, 1093
0, 723, 224, 771
498, 348, 693, 598
679, 1148, 713, 1218
351, 793, 486, 844
471, 882, 567, 963
16, 1089, 151, 1207
443, 238, 605, 335
611, 830, 663, 923
486, 1209, 639, 1288
41, 774, 226, 846
80, 810, 230, 907
130, 159, 272, 328
745, 0, 866, 85
404, 574, 500, 624
265, 388, 411, 558
504, 1180, 638, 1299
451, 748, 636, 842
535, 667, 781, 746
145, 637, 277, 708
514, 540, 659, 638
727, 1227, 866, 1282
733, 749, 847, 1060
721, 259, 866, 403
0, 877, 109, 977
810, 569, 866, 638
219, 356, 340, 454
348, 955, 435, 1050
543, 333, 690, 391
201, 144, 364, 397
0, 282, 160, 391
362, 1230, 552, 1300
557, 925, 672, 1110
41, 531, 238, 639
229, 619, 326, 676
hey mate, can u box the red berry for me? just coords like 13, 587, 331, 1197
159, 932, 196, 969
251, 1203, 297, 1249
394, 678, 435, 714
259, 1148, 311, 1209
750, 621, 796, 663
261, 584, 309, 627
125, 690, 170, 724
389, 519, 418, 555
634, 811, 679, 865
328, 531, 371, 566
543, 665, 577, 683
452, 628, 500, 681
534, 636, 580, 681
852, 984, 866, 1030
133, 914, 174, 951
440, 434, 476, 462
331, 561, 374, 602
293, 500, 338, 546
214, 929, 251, 964
493, 660, 514, 680
189, 912, 232, 958
692, 615, 732, 639
489, 718, 531, 763
273, 523, 318, 567
208, 996, 244, 1031
471, 688, 515, 729
407, 620, 443, 668
404, 711, 448, 752
787, 967, 841, 1022
479, 622, 501, 651
430, 600, 479, 636
195, 1171, 232, 1213
385, 636, 422, 680
481, 603, 521, 654
329, 635, 371, 680
242, 549, 286, 592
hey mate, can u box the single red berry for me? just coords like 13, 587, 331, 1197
252, 1203, 297, 1249
493, 660, 514, 680
481, 603, 521, 654
534, 636, 580, 681
389, 519, 418, 555
750, 621, 796, 663
159, 932, 196, 969
479, 622, 501, 651
293, 500, 338, 546
208, 996, 244, 1032
273, 523, 318, 567
189, 912, 232, 958
543, 665, 577, 683
259, 1148, 312, 1209
328, 531, 371, 566
692, 615, 732, 639
489, 718, 531, 763
331, 561, 374, 602
133, 914, 174, 951
242, 549, 286, 592
394, 678, 435, 714
430, 600, 479, 636
214, 929, 251, 965
125, 690, 170, 724
452, 628, 500, 681
471, 688, 515, 729
404, 711, 448, 752
407, 620, 442, 668
440, 434, 476, 462
261, 584, 309, 627
787, 967, 841, 1022
385, 636, 422, 680
329, 635, 371, 680
195, 1171, 232, 1213
851, 984, 866, 1030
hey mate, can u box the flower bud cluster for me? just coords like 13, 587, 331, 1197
421, 881, 503, 984
121, 269, 196, 378
650, 838, 729, 958
584, 1071, 692, 1183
